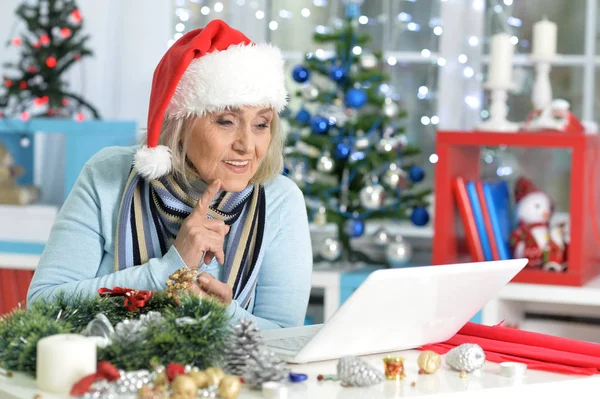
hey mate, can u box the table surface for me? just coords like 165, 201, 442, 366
1, 350, 599, 399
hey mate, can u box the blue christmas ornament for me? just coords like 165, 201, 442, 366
295, 108, 311, 124
344, 218, 365, 238
344, 88, 367, 109
329, 66, 347, 82
408, 165, 425, 183
334, 142, 351, 159
410, 206, 430, 226
310, 117, 330, 135
292, 65, 310, 83
288, 373, 308, 383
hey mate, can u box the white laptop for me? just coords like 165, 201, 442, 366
262, 259, 528, 363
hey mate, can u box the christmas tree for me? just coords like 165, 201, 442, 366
283, 0, 431, 261
0, 0, 99, 121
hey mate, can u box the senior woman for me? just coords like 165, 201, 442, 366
27, 20, 313, 330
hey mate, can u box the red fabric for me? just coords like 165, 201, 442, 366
147, 19, 252, 148
70, 361, 122, 396
419, 322, 600, 376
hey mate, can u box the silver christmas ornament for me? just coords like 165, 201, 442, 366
383, 101, 400, 118
386, 237, 412, 267
359, 183, 385, 210
319, 238, 342, 261
360, 53, 378, 70
313, 206, 327, 226
224, 319, 263, 376
243, 349, 289, 389
382, 165, 407, 189
81, 313, 115, 347
376, 138, 395, 153
114, 319, 146, 342
317, 153, 335, 173
337, 356, 384, 387
372, 227, 391, 247
355, 136, 370, 149
302, 85, 319, 101
445, 343, 486, 372
291, 164, 306, 185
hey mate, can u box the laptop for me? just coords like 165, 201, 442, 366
262, 259, 528, 363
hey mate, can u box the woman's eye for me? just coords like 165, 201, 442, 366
256, 123, 269, 129
217, 119, 233, 126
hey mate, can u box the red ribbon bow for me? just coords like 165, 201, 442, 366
97, 286, 153, 311
70, 361, 121, 396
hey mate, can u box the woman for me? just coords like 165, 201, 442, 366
27, 20, 313, 330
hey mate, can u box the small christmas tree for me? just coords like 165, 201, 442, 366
0, 0, 99, 120
283, 0, 431, 261
222, 319, 263, 376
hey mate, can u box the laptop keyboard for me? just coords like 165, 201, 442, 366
265, 332, 316, 352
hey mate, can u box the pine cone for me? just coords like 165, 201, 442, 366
243, 349, 289, 388
445, 343, 486, 372
337, 356, 384, 387
223, 319, 263, 376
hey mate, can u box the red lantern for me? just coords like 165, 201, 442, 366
40, 35, 50, 45
71, 9, 82, 23
60, 28, 72, 38
46, 57, 57, 68
21, 111, 30, 121
11, 37, 22, 46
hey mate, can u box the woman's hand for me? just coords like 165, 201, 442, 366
173, 179, 230, 269
197, 272, 233, 305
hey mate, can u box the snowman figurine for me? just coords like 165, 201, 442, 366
509, 177, 566, 272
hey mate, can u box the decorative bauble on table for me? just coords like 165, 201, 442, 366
337, 356, 384, 387
382, 163, 407, 189
445, 343, 486, 374
417, 351, 442, 374
372, 227, 391, 247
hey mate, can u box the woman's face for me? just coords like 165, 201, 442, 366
186, 106, 273, 192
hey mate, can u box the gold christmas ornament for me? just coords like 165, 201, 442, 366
219, 375, 242, 399
171, 375, 198, 399
417, 351, 441, 374
205, 367, 226, 386
154, 371, 168, 386
165, 267, 196, 304
137, 385, 153, 399
188, 370, 209, 388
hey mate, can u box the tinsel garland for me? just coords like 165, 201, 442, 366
0, 291, 229, 376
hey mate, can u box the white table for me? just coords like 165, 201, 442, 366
1, 350, 599, 398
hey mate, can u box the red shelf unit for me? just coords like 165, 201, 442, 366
432, 130, 600, 286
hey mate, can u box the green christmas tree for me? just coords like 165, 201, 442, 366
284, 0, 431, 262
0, 0, 99, 120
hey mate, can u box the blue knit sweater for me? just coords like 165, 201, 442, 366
27, 146, 313, 330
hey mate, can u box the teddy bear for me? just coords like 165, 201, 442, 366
0, 142, 40, 205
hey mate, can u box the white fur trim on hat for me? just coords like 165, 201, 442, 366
165, 43, 288, 118
134, 145, 172, 180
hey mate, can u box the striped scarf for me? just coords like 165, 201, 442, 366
114, 168, 266, 309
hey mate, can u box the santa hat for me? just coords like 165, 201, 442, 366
134, 19, 288, 180
514, 177, 543, 203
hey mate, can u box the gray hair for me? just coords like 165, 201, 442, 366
155, 112, 285, 187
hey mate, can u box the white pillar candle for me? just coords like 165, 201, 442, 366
487, 33, 515, 87
36, 334, 97, 394
532, 17, 557, 58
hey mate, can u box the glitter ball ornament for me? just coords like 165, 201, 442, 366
410, 206, 430, 226
383, 101, 400, 118
295, 108, 311, 124
417, 351, 442, 374
372, 227, 391, 247
223, 319, 263, 376
376, 137, 395, 153
382, 166, 406, 189
360, 53, 378, 70
310, 116, 330, 135
317, 153, 335, 173
292, 65, 310, 83
243, 349, 289, 389
319, 238, 342, 261
344, 88, 367, 109
337, 356, 384, 387
386, 236, 412, 267
219, 375, 242, 399
359, 183, 385, 210
445, 343, 486, 372
329, 65, 347, 82
302, 85, 319, 101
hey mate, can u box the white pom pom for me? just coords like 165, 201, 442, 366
133, 145, 172, 180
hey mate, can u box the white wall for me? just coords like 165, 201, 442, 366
0, 0, 173, 130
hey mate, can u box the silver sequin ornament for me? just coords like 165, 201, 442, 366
316, 153, 335, 173
386, 236, 412, 267
319, 238, 342, 261
359, 183, 385, 210
445, 343, 486, 372
337, 356, 384, 387
372, 227, 391, 247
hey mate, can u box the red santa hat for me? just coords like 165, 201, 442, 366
514, 176, 543, 203
134, 19, 288, 180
